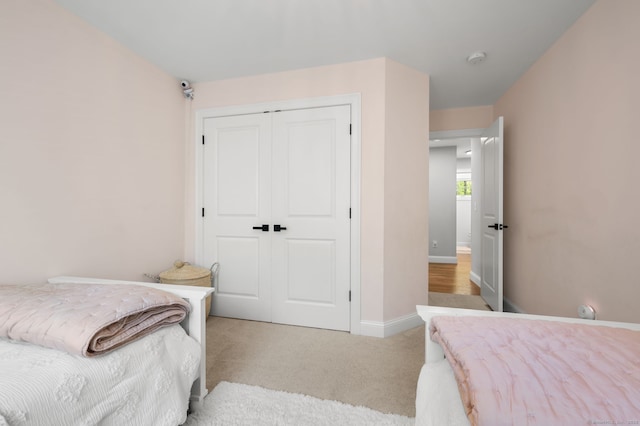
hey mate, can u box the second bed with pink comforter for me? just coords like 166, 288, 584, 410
429, 316, 640, 426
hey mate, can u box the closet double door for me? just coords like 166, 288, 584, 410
202, 105, 351, 331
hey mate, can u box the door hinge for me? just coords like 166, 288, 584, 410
349, 124, 352, 135
349, 290, 351, 302
349, 208, 351, 219
202, 135, 205, 145
202, 208, 205, 217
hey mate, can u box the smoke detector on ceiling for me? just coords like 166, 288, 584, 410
467, 51, 487, 65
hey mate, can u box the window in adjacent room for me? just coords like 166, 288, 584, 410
456, 179, 471, 196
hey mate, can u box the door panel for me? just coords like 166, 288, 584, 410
480, 116, 504, 312
285, 239, 335, 304
271, 106, 351, 331
287, 123, 335, 216
216, 237, 261, 297
203, 114, 272, 322
215, 128, 260, 216
481, 234, 496, 291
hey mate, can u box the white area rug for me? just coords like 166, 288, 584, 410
184, 381, 414, 426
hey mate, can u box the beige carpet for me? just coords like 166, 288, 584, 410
204, 293, 490, 418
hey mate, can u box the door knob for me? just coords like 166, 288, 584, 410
274, 224, 287, 232
252, 224, 269, 232
487, 223, 508, 230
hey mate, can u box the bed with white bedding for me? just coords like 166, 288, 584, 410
415, 305, 640, 426
0, 276, 213, 426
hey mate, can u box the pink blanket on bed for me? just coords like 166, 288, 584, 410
430, 316, 640, 426
0, 283, 190, 357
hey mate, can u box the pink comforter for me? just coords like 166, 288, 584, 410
430, 316, 640, 426
0, 283, 190, 357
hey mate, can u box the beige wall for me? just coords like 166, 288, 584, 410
0, 0, 187, 283
186, 58, 429, 323
430, 106, 493, 132
1, 1, 429, 326
494, 0, 640, 322
383, 61, 430, 320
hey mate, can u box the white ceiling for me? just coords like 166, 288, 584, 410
52, 0, 595, 110
430, 138, 471, 159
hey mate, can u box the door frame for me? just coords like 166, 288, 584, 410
194, 94, 362, 334
429, 128, 485, 285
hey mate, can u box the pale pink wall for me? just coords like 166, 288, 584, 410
185, 59, 388, 321
383, 61, 430, 320
0, 0, 187, 283
430, 106, 493, 132
494, 0, 640, 322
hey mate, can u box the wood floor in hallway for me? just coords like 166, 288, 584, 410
429, 252, 481, 295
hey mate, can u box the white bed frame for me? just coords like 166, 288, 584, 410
417, 304, 640, 363
48, 276, 214, 407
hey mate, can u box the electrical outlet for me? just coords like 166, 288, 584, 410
578, 304, 596, 320
432, 240, 438, 248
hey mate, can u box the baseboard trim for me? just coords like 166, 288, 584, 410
359, 312, 424, 338
429, 256, 457, 264
504, 297, 525, 314
470, 271, 481, 286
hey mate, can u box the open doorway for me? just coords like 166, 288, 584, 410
428, 118, 505, 312
428, 137, 481, 297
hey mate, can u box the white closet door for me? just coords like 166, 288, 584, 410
202, 105, 351, 331
271, 106, 351, 331
203, 113, 272, 322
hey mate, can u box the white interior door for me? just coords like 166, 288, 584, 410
202, 105, 351, 331
203, 113, 272, 322
271, 106, 351, 331
480, 116, 504, 312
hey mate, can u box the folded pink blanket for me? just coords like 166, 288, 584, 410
430, 316, 640, 426
0, 283, 190, 357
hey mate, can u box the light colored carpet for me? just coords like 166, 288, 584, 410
203, 293, 489, 418
184, 381, 414, 426
205, 317, 423, 417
